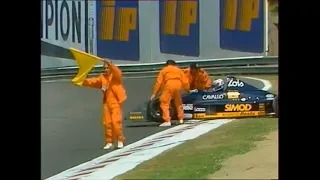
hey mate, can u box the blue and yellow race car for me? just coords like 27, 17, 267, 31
126, 76, 278, 122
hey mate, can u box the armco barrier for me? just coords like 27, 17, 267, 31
41, 56, 278, 80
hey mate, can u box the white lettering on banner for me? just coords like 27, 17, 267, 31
183, 104, 193, 111
202, 94, 225, 100
194, 108, 206, 112
88, 0, 96, 54
227, 79, 244, 87
41, 0, 89, 51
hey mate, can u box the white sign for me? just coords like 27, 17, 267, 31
202, 94, 224, 100
41, 0, 91, 52
194, 108, 206, 112
183, 104, 193, 111
184, 113, 193, 119
227, 79, 244, 87
266, 94, 274, 98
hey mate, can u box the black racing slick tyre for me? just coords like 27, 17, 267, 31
147, 99, 177, 122
273, 95, 278, 117
147, 100, 162, 122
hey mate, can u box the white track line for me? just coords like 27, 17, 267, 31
86, 120, 232, 180
241, 76, 273, 91
46, 119, 233, 180
46, 124, 185, 180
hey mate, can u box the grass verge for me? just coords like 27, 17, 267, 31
115, 118, 278, 179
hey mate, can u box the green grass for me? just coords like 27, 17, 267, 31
116, 118, 278, 179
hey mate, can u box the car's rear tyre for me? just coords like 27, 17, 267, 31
273, 95, 278, 117
147, 99, 177, 122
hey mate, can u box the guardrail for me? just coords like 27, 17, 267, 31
41, 56, 278, 80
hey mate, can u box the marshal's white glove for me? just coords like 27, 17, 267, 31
189, 89, 198, 93
102, 86, 107, 92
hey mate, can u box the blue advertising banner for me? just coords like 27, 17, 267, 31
96, 0, 139, 61
159, 0, 199, 57
220, 0, 264, 53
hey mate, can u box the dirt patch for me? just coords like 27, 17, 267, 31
208, 130, 278, 179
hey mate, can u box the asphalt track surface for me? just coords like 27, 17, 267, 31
41, 77, 264, 179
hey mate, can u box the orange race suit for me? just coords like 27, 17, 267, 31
183, 67, 212, 91
152, 65, 189, 122
82, 63, 127, 144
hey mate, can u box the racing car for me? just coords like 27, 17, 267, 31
126, 76, 278, 122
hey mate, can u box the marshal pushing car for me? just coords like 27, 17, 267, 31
126, 76, 278, 122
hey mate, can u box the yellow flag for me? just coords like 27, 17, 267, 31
70, 48, 102, 85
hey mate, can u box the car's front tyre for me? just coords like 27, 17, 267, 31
147, 99, 177, 122
273, 95, 278, 117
